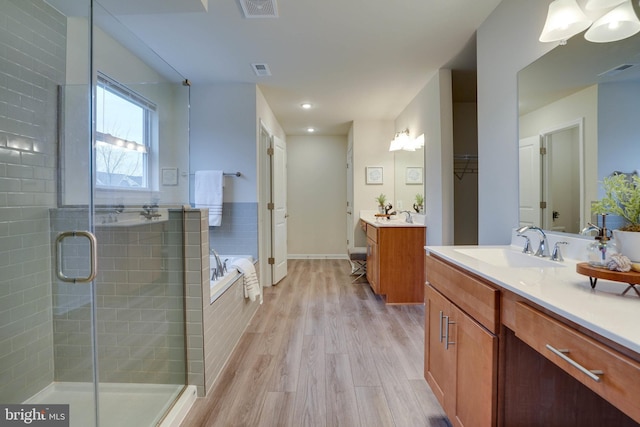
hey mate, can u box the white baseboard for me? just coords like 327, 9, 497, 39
287, 254, 349, 260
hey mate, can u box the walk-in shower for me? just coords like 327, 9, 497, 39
0, 1, 192, 425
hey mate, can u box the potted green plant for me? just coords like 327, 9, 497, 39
413, 193, 424, 214
375, 193, 387, 213
592, 173, 640, 261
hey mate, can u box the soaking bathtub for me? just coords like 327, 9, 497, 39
210, 255, 254, 303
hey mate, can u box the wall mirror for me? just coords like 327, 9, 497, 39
394, 145, 425, 214
518, 29, 640, 233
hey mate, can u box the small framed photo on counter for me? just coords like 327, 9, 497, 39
366, 166, 383, 184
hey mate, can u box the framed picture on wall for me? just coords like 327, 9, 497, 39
366, 166, 383, 185
406, 167, 423, 185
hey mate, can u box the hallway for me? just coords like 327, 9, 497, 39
181, 259, 449, 426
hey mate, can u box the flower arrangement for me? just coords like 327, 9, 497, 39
375, 193, 387, 207
592, 173, 640, 232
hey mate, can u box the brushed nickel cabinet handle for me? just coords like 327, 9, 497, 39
546, 344, 603, 382
445, 316, 456, 350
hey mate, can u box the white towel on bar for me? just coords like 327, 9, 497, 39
231, 258, 262, 304
194, 170, 223, 226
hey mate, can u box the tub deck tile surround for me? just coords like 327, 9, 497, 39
180, 259, 449, 427
184, 208, 262, 397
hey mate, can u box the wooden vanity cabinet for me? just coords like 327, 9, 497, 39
424, 255, 499, 427
364, 222, 425, 304
507, 300, 640, 425
365, 224, 380, 294
425, 252, 640, 426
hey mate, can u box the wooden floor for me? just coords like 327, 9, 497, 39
180, 259, 450, 427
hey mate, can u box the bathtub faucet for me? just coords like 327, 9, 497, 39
140, 203, 161, 220
211, 249, 224, 277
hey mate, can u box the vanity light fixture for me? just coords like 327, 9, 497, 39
585, 0, 640, 42
585, 0, 625, 10
539, 0, 592, 43
306, 127, 315, 133
301, 102, 312, 109
540, 0, 640, 44
389, 129, 411, 151
406, 133, 425, 151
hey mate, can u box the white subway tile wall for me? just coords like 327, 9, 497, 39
184, 209, 261, 396
208, 203, 258, 259
0, 0, 66, 403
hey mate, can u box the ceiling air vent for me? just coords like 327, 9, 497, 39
598, 63, 636, 77
239, 0, 278, 18
251, 63, 272, 77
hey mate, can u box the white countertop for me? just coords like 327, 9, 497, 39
360, 210, 426, 227
426, 243, 640, 355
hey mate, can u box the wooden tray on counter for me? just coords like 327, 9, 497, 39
576, 262, 640, 297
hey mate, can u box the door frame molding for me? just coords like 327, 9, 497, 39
258, 119, 273, 287
539, 117, 585, 232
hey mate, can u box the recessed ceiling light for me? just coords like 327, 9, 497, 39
307, 127, 315, 133
301, 103, 312, 109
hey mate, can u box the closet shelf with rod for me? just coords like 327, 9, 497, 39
453, 154, 478, 180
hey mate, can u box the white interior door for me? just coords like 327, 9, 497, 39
519, 135, 541, 227
346, 145, 354, 250
272, 135, 287, 284
542, 125, 582, 234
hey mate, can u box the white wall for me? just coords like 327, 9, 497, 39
352, 120, 395, 247
394, 69, 454, 246
190, 83, 258, 203
287, 135, 348, 257
477, 0, 555, 244
598, 81, 640, 183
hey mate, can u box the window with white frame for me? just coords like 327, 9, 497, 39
95, 73, 156, 189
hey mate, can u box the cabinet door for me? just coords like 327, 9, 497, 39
453, 305, 497, 427
366, 238, 379, 294
425, 285, 455, 416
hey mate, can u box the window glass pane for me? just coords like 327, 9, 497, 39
96, 76, 152, 189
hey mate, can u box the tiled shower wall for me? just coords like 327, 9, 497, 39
208, 202, 258, 258
0, 0, 65, 403
184, 209, 261, 396
49, 209, 186, 385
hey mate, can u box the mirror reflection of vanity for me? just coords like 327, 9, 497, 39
518, 31, 640, 233
394, 146, 425, 213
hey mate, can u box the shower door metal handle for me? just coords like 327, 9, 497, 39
55, 231, 97, 283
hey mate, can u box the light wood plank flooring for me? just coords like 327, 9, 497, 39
180, 259, 450, 427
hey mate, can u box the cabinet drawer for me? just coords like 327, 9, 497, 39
514, 302, 640, 424
366, 223, 378, 243
425, 255, 499, 333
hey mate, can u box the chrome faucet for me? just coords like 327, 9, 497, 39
399, 210, 413, 223
551, 241, 568, 262
580, 223, 600, 236
517, 233, 533, 254
516, 225, 550, 257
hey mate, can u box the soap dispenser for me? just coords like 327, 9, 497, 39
587, 214, 617, 267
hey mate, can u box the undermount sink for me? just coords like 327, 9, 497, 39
453, 247, 566, 268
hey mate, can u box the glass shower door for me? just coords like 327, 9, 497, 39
90, 2, 190, 426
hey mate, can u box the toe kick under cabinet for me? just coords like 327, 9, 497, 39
364, 221, 425, 304
425, 252, 640, 427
